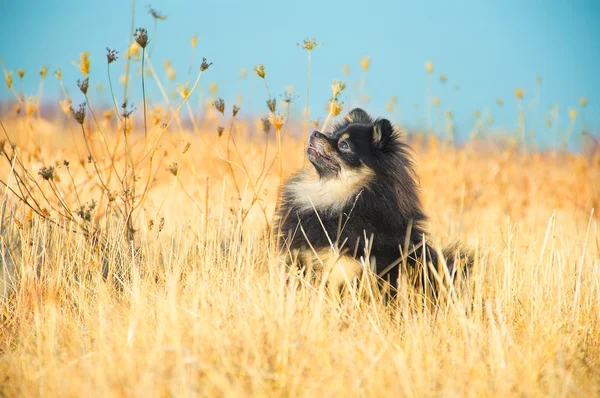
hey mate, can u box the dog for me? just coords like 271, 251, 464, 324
274, 108, 470, 299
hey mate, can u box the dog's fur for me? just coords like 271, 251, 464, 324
275, 108, 470, 297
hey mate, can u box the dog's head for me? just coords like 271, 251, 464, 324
307, 108, 396, 179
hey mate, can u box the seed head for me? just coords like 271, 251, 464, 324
25, 101, 36, 117
267, 99, 276, 113
76, 52, 90, 76
126, 43, 141, 61
70, 102, 86, 124
580, 97, 588, 108
514, 88, 524, 100
433, 96, 440, 107
168, 162, 179, 176
149, 7, 167, 20
440, 74, 447, 83
182, 141, 191, 154
54, 69, 62, 81
77, 77, 89, 95
496, 98, 504, 107
445, 111, 453, 120
425, 61, 434, 73
298, 37, 322, 51
217, 126, 225, 137
329, 99, 343, 116
63, 160, 70, 167
331, 80, 346, 97
106, 48, 119, 64
360, 57, 370, 72
569, 108, 577, 120
200, 58, 212, 72
191, 34, 198, 48
39, 66, 48, 79
214, 98, 225, 115
254, 64, 266, 79
134, 28, 149, 49
268, 112, 285, 131
261, 116, 271, 134
4, 70, 12, 89
16, 69, 25, 79
232, 105, 240, 117
38, 166, 55, 181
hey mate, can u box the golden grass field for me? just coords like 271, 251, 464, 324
0, 107, 598, 397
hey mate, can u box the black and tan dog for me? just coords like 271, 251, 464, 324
275, 108, 470, 298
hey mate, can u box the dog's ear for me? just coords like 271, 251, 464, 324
372, 118, 393, 148
345, 108, 372, 124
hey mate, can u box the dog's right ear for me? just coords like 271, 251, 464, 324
372, 118, 394, 149
345, 108, 372, 124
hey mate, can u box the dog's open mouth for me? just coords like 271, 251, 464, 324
307, 145, 340, 170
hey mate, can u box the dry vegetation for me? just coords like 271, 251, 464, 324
0, 12, 599, 397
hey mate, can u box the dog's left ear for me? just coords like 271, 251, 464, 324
372, 118, 393, 148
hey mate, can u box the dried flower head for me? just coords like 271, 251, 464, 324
569, 108, 577, 120
514, 88, 524, 100
4, 70, 12, 89
106, 48, 119, 64
126, 43, 141, 61
63, 160, 70, 167
329, 99, 343, 116
60, 99, 72, 116
232, 105, 240, 117
191, 34, 198, 48
331, 80, 346, 97
134, 28, 149, 49
77, 77, 89, 95
209, 82, 218, 95
536, 75, 542, 84
25, 101, 36, 117
149, 7, 167, 20
440, 74, 447, 83
178, 83, 191, 99
360, 57, 370, 72
158, 217, 165, 232
298, 37, 322, 51
168, 162, 179, 176
432, 96, 440, 107
342, 64, 350, 76
38, 166, 55, 181
445, 110, 453, 120
75, 52, 90, 76
200, 58, 212, 72
474, 110, 481, 119
267, 99, 276, 113
182, 141, 191, 154
16, 69, 25, 79
214, 98, 225, 115
580, 97, 588, 108
261, 116, 271, 134
425, 61, 434, 73
310, 119, 321, 128
217, 126, 225, 137
496, 98, 504, 107
54, 69, 62, 81
70, 102, 86, 124
39, 66, 48, 79
254, 64, 266, 79
268, 112, 285, 131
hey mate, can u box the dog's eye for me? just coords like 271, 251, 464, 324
339, 140, 350, 151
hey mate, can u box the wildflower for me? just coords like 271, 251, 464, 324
342, 64, 350, 76
200, 57, 212, 72
268, 112, 285, 131
329, 99, 343, 116
214, 98, 225, 115
390, 95, 398, 104
440, 74, 447, 83
134, 28, 149, 49
16, 69, 25, 79
209, 82, 218, 95
425, 61, 433, 73
580, 97, 588, 108
514, 88, 524, 100
432, 96, 440, 107
474, 110, 481, 118
331, 80, 346, 97
254, 64, 266, 79
38, 166, 55, 181
25, 101, 36, 117
39, 66, 48, 79
168, 162, 179, 176
63, 160, 70, 167
76, 52, 90, 76
298, 37, 321, 51
191, 34, 198, 48
445, 110, 453, 120
14, 219, 22, 230
60, 99, 72, 116
106, 48, 119, 64
217, 126, 224, 137
261, 116, 271, 134
54, 69, 62, 81
126, 42, 141, 61
149, 7, 167, 20
310, 119, 320, 128
4, 70, 12, 89
177, 83, 191, 99
77, 77, 89, 95
232, 105, 240, 117
70, 102, 86, 124
385, 102, 393, 112
166, 66, 176, 80
360, 57, 370, 71
569, 108, 577, 120
487, 115, 495, 124
267, 99, 276, 113
496, 98, 504, 107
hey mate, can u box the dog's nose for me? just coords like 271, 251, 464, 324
311, 130, 324, 139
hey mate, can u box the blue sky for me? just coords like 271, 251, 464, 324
1, 0, 598, 148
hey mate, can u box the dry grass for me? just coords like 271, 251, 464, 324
0, 113, 598, 397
